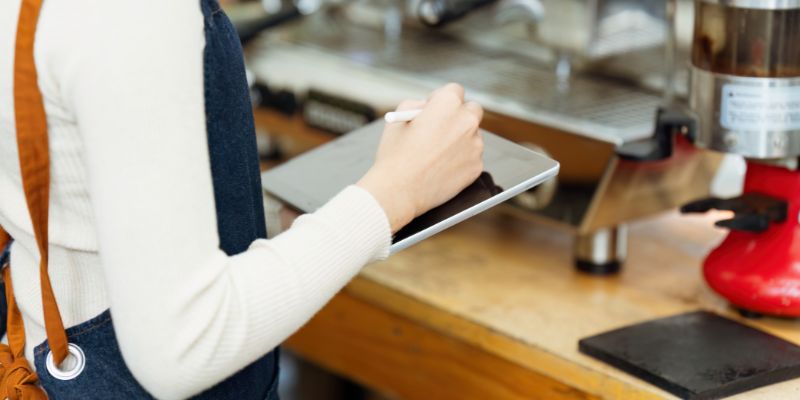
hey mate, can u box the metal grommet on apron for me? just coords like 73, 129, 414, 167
44, 344, 84, 381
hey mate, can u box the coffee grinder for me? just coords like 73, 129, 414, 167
681, 0, 800, 316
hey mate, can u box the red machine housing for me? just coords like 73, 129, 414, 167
704, 162, 800, 316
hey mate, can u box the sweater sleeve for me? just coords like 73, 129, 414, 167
58, 1, 391, 399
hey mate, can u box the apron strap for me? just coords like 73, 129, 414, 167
0, 268, 46, 400
0, 229, 9, 255
0, 0, 70, 396
13, 0, 69, 366
0, 228, 47, 398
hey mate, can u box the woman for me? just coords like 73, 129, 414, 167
0, 0, 484, 399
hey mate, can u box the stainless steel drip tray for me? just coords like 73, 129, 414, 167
247, 14, 662, 145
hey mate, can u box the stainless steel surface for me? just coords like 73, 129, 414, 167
261, 120, 559, 253
574, 226, 628, 266
248, 0, 725, 268
528, 0, 667, 59
493, 0, 544, 26
452, 0, 697, 94
579, 142, 723, 233
690, 67, 800, 159
689, 0, 800, 158
250, 13, 663, 144
700, 0, 800, 10
444, 112, 721, 234
663, 0, 679, 104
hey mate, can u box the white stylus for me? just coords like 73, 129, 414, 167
384, 109, 423, 123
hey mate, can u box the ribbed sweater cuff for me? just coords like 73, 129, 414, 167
315, 185, 391, 262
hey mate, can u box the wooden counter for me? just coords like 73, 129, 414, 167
283, 208, 800, 399
251, 108, 800, 398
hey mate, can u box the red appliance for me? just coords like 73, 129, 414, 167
700, 162, 800, 316
680, 1, 800, 316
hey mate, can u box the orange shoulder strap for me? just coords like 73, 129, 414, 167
0, 229, 9, 254
13, 0, 69, 365
0, 1, 75, 397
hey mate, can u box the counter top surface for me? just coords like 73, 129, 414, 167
255, 107, 800, 399
328, 208, 800, 399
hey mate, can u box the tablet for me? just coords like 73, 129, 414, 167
262, 120, 559, 253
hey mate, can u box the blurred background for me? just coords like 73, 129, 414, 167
217, 1, 800, 398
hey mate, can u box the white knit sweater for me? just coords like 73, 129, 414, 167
0, 1, 391, 399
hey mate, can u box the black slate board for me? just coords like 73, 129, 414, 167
579, 311, 800, 399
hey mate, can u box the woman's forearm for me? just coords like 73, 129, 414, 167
110, 186, 389, 400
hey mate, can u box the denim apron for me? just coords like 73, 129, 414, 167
0, 0, 279, 398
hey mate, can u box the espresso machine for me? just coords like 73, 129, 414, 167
680, 0, 800, 317
241, 0, 723, 273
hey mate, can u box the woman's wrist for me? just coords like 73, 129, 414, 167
356, 168, 416, 233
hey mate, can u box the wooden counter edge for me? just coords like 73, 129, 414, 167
285, 275, 668, 400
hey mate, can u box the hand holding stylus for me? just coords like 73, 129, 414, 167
357, 83, 484, 233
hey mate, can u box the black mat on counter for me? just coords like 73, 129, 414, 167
579, 311, 800, 399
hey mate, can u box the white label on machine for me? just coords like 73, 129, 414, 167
720, 84, 800, 131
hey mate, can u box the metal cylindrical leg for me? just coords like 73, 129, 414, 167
574, 226, 628, 275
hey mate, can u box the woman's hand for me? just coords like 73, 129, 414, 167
357, 83, 484, 233
279, 206, 301, 231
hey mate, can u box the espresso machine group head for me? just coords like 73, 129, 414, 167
682, 0, 800, 316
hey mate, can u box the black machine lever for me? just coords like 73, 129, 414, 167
616, 106, 696, 161
715, 214, 771, 233
681, 194, 788, 233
